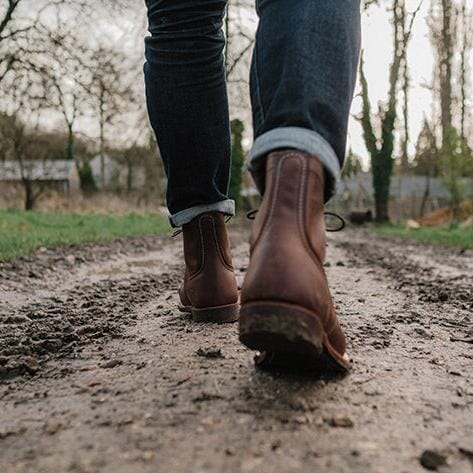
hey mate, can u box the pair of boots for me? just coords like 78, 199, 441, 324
178, 150, 348, 372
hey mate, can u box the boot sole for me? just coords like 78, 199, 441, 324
239, 302, 350, 373
180, 303, 240, 323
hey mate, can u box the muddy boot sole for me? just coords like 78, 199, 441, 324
190, 303, 240, 323
239, 302, 349, 373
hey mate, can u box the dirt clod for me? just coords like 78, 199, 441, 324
100, 359, 123, 369
420, 450, 447, 470
327, 415, 354, 428
196, 347, 224, 359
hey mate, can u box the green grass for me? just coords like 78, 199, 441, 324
374, 223, 473, 249
0, 209, 170, 261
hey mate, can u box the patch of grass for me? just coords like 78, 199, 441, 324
0, 209, 170, 261
374, 223, 473, 249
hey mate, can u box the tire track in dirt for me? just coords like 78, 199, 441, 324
1, 226, 472, 473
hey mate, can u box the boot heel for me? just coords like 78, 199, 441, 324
191, 303, 240, 323
239, 302, 349, 373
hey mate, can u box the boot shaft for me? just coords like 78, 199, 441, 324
182, 212, 234, 275
181, 212, 238, 309
249, 151, 327, 264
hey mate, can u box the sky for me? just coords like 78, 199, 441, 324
348, 2, 436, 168
17, 1, 471, 166
229, 2, 446, 170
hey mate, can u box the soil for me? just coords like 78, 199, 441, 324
1, 224, 472, 473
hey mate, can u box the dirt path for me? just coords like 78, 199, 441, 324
1, 225, 472, 473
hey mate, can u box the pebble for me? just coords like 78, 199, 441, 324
419, 450, 447, 470
45, 422, 62, 435
327, 415, 354, 428
100, 359, 122, 369
196, 347, 224, 359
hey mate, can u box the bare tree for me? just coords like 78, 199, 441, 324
224, 0, 255, 79
359, 0, 422, 222
37, 25, 91, 168
458, 0, 472, 143
0, 70, 49, 210
429, 0, 456, 149
85, 47, 135, 187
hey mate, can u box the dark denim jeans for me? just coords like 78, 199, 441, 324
144, 0, 361, 227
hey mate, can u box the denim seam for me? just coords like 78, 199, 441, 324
253, 42, 266, 125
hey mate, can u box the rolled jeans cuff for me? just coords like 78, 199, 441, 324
169, 199, 235, 228
245, 127, 341, 202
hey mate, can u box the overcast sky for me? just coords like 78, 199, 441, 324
228, 2, 462, 169
349, 2, 436, 168
31, 1, 472, 166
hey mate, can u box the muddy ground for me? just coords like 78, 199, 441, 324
0, 224, 472, 473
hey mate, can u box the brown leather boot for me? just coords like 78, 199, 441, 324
179, 212, 239, 323
239, 150, 349, 372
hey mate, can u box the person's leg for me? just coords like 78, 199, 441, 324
144, 0, 239, 323
247, 0, 361, 198
144, 0, 234, 228
240, 0, 361, 370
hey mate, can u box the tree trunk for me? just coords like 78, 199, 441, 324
419, 175, 431, 218
372, 151, 392, 223
127, 157, 133, 195
67, 124, 74, 162
224, 3, 230, 73
459, 0, 472, 142
374, 197, 390, 223
439, 0, 454, 148
24, 180, 34, 211
99, 88, 106, 188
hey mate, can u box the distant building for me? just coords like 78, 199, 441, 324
89, 154, 146, 190
0, 160, 80, 195
333, 173, 473, 219
89, 154, 121, 189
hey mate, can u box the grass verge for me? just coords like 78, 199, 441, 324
374, 223, 473, 249
0, 209, 170, 261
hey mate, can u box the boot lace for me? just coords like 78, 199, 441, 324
246, 209, 345, 232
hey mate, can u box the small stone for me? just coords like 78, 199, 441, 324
271, 440, 282, 451
87, 378, 102, 387
65, 255, 76, 265
141, 451, 156, 462
100, 359, 122, 369
45, 422, 62, 435
201, 416, 215, 426
420, 450, 447, 470
22, 357, 39, 374
196, 347, 224, 359
327, 415, 354, 428
336, 261, 346, 267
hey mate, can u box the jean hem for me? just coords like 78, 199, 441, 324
170, 200, 235, 228
245, 127, 341, 201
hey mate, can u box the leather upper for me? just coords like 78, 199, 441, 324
241, 150, 346, 355
180, 212, 238, 309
